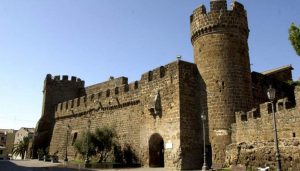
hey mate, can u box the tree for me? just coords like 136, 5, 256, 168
74, 131, 95, 159
91, 127, 118, 163
12, 137, 30, 160
74, 127, 118, 163
289, 22, 300, 56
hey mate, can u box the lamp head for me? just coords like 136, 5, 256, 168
201, 114, 207, 120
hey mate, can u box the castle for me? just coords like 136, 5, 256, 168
32, 0, 300, 170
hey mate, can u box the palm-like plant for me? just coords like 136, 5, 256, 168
12, 137, 29, 160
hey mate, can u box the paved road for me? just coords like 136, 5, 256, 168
0, 160, 168, 171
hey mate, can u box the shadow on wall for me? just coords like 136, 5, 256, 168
179, 66, 211, 170
113, 143, 139, 167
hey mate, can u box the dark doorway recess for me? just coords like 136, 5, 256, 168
149, 133, 164, 167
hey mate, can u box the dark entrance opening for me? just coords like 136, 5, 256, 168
206, 145, 212, 168
149, 133, 164, 167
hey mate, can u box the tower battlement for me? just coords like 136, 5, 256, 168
190, 1, 248, 44
45, 74, 85, 87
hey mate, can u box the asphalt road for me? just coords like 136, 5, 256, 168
0, 160, 87, 171
0, 160, 168, 171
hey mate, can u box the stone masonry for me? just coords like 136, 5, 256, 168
190, 0, 253, 165
34, 60, 204, 170
226, 86, 300, 170
33, 0, 300, 170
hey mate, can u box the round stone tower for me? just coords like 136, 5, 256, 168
190, 0, 253, 164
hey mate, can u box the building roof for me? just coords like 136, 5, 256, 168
261, 65, 293, 75
0, 129, 16, 134
19, 127, 35, 133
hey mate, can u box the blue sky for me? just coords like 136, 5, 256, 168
0, 0, 299, 129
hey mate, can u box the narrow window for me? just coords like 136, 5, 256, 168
134, 81, 139, 89
148, 71, 153, 81
293, 132, 296, 138
160, 66, 165, 78
90, 94, 94, 101
77, 98, 80, 106
72, 132, 78, 145
115, 87, 119, 95
106, 89, 110, 97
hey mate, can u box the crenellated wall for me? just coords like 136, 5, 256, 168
47, 60, 202, 170
32, 74, 85, 157
190, 1, 249, 44
227, 86, 300, 169
34, 1, 299, 169
233, 97, 298, 143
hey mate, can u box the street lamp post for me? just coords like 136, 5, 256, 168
201, 113, 208, 171
85, 119, 91, 167
267, 85, 282, 171
64, 124, 70, 162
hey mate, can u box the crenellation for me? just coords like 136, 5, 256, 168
34, 1, 300, 170
45, 74, 85, 86
140, 65, 169, 83
68, 99, 73, 109
236, 98, 299, 125
54, 75, 60, 81
231, 1, 245, 13
246, 108, 256, 120
210, 0, 227, 13
62, 75, 68, 81
74, 98, 79, 107
190, 2, 248, 45
194, 4, 207, 16
46, 74, 52, 81
71, 76, 76, 82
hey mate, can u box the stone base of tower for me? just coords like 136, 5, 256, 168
225, 141, 300, 170
211, 129, 232, 166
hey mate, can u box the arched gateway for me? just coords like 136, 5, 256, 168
149, 133, 164, 167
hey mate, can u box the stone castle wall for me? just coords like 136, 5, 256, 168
33, 75, 85, 154
251, 72, 295, 107
178, 62, 203, 169
48, 60, 203, 170
226, 86, 300, 170
190, 0, 253, 164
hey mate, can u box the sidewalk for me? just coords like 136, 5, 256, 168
9, 159, 61, 167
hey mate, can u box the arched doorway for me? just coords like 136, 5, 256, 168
149, 133, 164, 167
